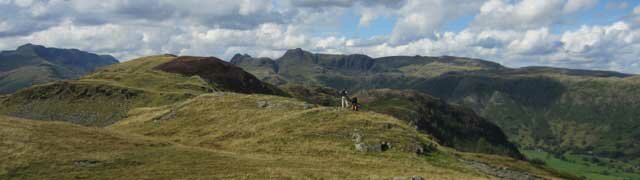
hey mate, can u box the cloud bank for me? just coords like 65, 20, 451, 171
0, 0, 639, 73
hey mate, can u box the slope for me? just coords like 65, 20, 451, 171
282, 85, 524, 159
232, 49, 640, 167
0, 93, 567, 179
0, 54, 282, 126
0, 44, 118, 94
108, 92, 566, 179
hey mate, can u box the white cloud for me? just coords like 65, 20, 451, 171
13, 0, 32, 7
389, 0, 482, 44
0, 20, 11, 32
563, 0, 597, 13
473, 0, 596, 30
508, 27, 562, 55
1, 0, 640, 74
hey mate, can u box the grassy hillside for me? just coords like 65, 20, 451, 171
357, 89, 523, 159
281, 85, 524, 159
0, 55, 205, 126
109, 92, 566, 179
0, 54, 282, 126
0, 92, 567, 179
232, 49, 640, 175
0, 52, 578, 179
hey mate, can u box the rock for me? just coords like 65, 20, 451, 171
355, 143, 367, 152
410, 142, 436, 155
461, 159, 545, 180
302, 102, 315, 109
352, 133, 363, 143
354, 141, 392, 153
355, 143, 382, 152
393, 177, 406, 180
74, 160, 100, 167
411, 176, 424, 180
382, 123, 394, 129
257, 100, 269, 108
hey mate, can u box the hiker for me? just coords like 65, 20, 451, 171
351, 97, 359, 111
339, 89, 349, 109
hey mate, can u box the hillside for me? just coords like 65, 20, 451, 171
0, 54, 281, 126
0, 93, 569, 179
232, 48, 640, 178
0, 44, 118, 94
0, 53, 522, 159
282, 85, 523, 159
0, 52, 575, 179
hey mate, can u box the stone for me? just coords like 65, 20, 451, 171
302, 102, 316, 109
409, 142, 435, 155
355, 143, 367, 152
257, 100, 269, 108
393, 177, 406, 180
382, 123, 393, 129
74, 160, 100, 167
352, 133, 363, 143
355, 142, 384, 152
411, 176, 424, 180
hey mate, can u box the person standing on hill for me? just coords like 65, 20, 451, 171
339, 89, 349, 109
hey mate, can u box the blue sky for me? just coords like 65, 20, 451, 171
338, 0, 640, 36
1, 0, 640, 73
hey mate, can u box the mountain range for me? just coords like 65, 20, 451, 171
0, 44, 118, 94
0, 49, 574, 179
0, 44, 638, 179
232, 48, 640, 179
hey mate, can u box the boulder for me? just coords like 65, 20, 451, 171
352, 133, 363, 143
257, 100, 269, 108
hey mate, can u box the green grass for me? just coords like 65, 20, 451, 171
398, 62, 483, 78
81, 54, 213, 94
0, 92, 568, 179
0, 55, 214, 126
0, 96, 480, 179
523, 150, 640, 180
0, 53, 575, 179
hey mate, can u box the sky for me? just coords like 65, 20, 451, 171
1, 0, 640, 73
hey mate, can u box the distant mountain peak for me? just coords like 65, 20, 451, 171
231, 53, 251, 60
280, 48, 312, 60
17, 43, 43, 49
0, 44, 119, 94
16, 43, 46, 54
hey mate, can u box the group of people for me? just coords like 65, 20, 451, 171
338, 89, 359, 111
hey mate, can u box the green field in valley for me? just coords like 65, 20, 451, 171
522, 150, 640, 180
